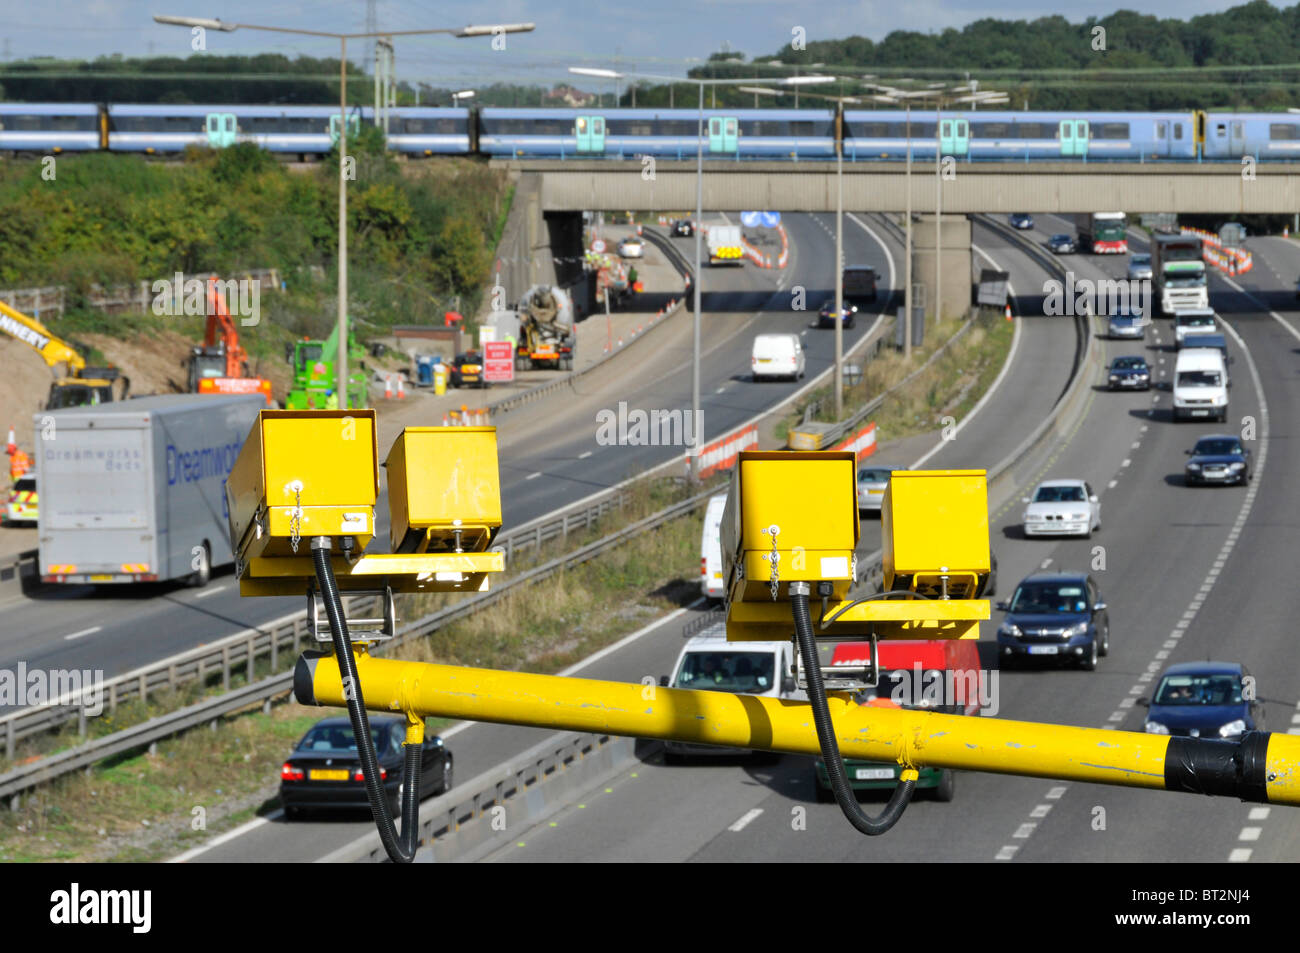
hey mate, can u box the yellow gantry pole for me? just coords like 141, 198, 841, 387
297, 652, 1300, 806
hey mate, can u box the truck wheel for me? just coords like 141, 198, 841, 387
813, 770, 834, 803
932, 769, 956, 803
189, 543, 211, 588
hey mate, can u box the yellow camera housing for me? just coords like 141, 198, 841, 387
882, 469, 991, 598
385, 426, 502, 554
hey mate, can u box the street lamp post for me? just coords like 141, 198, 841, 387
155, 15, 534, 409
570, 67, 831, 479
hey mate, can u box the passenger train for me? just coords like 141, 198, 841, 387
1, 102, 1296, 161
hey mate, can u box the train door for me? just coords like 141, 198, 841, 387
205, 113, 236, 148
575, 115, 606, 153
1059, 119, 1089, 157
1153, 119, 1170, 158
329, 113, 360, 146
1229, 119, 1246, 156
940, 117, 969, 157
708, 116, 738, 154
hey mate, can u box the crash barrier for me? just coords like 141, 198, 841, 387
690, 425, 760, 480
832, 422, 878, 459
739, 223, 789, 270
446, 407, 490, 426
1181, 226, 1253, 276
0, 548, 36, 600
323, 730, 647, 863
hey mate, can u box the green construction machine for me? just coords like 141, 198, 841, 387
284, 325, 369, 410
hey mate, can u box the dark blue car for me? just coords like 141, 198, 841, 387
996, 572, 1109, 671
1141, 662, 1260, 738
1108, 355, 1151, 391
1185, 434, 1251, 485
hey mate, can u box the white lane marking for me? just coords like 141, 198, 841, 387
1040, 558, 1052, 569
1249, 807, 1271, 821
1131, 441, 1140, 449
1013, 823, 1036, 838
169, 816, 272, 863
1107, 479, 1118, 489
907, 239, 1022, 470
578, 451, 592, 459
1030, 804, 1052, 818
525, 472, 542, 481
1239, 827, 1262, 842
63, 626, 102, 641
1046, 786, 1066, 799
194, 584, 228, 599
995, 845, 1018, 861
1122, 458, 1131, 467
1228, 848, 1253, 862
715, 386, 726, 394
728, 808, 764, 832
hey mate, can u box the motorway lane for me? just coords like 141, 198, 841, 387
185, 212, 904, 861
488, 218, 1282, 863
0, 213, 900, 701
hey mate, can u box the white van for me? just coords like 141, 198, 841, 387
1172, 348, 1229, 422
700, 493, 728, 600
1174, 308, 1217, 348
751, 333, 805, 382
662, 629, 799, 762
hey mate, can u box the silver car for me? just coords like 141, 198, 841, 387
856, 466, 893, 513
1128, 254, 1153, 281
1107, 310, 1146, 340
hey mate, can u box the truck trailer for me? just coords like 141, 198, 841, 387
1152, 232, 1208, 315
36, 393, 264, 586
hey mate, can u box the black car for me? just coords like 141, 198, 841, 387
449, 351, 486, 388
1141, 662, 1261, 738
817, 299, 857, 329
279, 715, 453, 819
672, 219, 694, 237
996, 572, 1109, 670
1009, 213, 1034, 230
1184, 434, 1251, 485
1047, 233, 1076, 254
1107, 355, 1151, 391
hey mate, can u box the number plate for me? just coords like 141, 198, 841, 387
309, 769, 349, 781
855, 767, 896, 780
90, 574, 115, 582
1027, 645, 1059, 655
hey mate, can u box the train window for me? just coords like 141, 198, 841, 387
1214, 123, 1226, 137
1174, 123, 1184, 140
622, 122, 655, 136
972, 122, 1010, 138
1270, 123, 1300, 140
1156, 122, 1167, 139
1015, 123, 1054, 139
1094, 122, 1129, 139
852, 122, 890, 138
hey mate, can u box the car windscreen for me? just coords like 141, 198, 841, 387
297, 724, 390, 753
857, 469, 891, 483
1112, 357, 1146, 370
1180, 316, 1215, 328
1033, 485, 1085, 503
674, 651, 775, 694
1154, 674, 1243, 706
12, 478, 36, 494
1177, 370, 1220, 387
1194, 439, 1242, 456
1131, 255, 1150, 265
1008, 583, 1089, 614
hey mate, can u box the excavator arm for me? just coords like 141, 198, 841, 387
205, 279, 251, 378
0, 300, 86, 377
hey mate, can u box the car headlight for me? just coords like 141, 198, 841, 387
1219, 719, 1248, 738
1071, 513, 1087, 520
1109, 375, 1119, 381
1187, 463, 1201, 470
1145, 720, 1170, 734
1229, 462, 1245, 470
1063, 622, 1088, 638
998, 623, 1022, 638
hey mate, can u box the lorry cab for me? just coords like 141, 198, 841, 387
1172, 347, 1229, 422
661, 630, 799, 762
699, 492, 728, 600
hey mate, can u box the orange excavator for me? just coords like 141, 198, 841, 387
185, 278, 274, 406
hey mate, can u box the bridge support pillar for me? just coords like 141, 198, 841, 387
914, 214, 972, 322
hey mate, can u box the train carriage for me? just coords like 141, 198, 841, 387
106, 104, 371, 155
0, 103, 102, 154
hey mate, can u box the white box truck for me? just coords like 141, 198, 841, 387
707, 224, 744, 265
36, 393, 264, 586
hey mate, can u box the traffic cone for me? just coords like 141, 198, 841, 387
5, 426, 14, 455
1285, 226, 1290, 239
396, 378, 405, 399
441, 414, 449, 426
1004, 304, 1013, 321
384, 375, 393, 399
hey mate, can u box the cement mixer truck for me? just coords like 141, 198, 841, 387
514, 284, 576, 371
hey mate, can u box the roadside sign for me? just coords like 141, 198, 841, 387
760, 212, 782, 227
483, 341, 514, 383
591, 239, 606, 253
740, 211, 761, 227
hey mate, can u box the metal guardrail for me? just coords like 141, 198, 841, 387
0, 484, 718, 803
0, 548, 36, 600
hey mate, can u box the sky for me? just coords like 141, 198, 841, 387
0, 0, 1267, 89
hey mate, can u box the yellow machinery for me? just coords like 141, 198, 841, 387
0, 300, 129, 410
227, 423, 1300, 860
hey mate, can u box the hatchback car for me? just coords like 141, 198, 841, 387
856, 466, 892, 513
672, 219, 694, 237
1128, 254, 1153, 281
279, 715, 453, 819
1184, 434, 1251, 485
1009, 213, 1034, 230
996, 572, 1110, 670
1021, 479, 1101, 538
449, 352, 486, 388
617, 236, 645, 258
4, 475, 37, 525
1107, 309, 1146, 340
1047, 233, 1076, 254
1141, 662, 1261, 738
818, 299, 857, 329
1108, 355, 1151, 391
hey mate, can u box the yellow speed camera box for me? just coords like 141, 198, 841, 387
226, 409, 379, 563
881, 469, 989, 596
721, 450, 858, 604
384, 426, 502, 554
